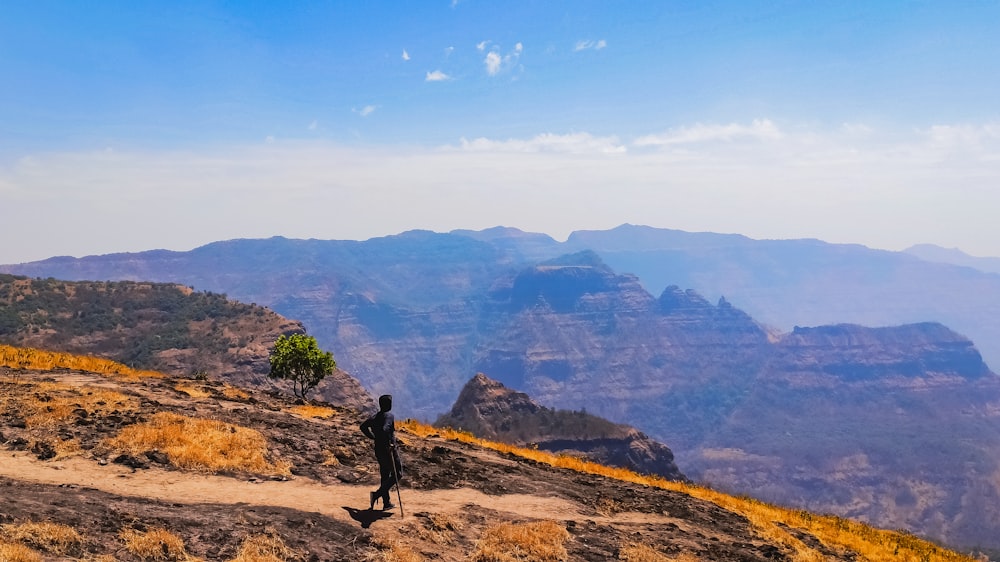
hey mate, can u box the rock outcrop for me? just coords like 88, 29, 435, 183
437, 373, 686, 481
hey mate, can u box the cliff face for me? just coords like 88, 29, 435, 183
688, 321, 1000, 549
437, 373, 686, 481
474, 261, 771, 449
769, 323, 991, 382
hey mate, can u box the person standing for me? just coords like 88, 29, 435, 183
360, 394, 402, 510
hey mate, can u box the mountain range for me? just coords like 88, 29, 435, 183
3, 225, 1000, 549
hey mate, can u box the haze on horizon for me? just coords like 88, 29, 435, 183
2, 1, 999, 264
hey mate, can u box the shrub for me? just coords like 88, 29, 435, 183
268, 334, 335, 399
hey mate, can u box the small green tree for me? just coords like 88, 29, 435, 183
268, 334, 336, 400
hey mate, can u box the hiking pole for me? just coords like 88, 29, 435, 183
390, 446, 404, 518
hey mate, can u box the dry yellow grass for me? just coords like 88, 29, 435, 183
0, 344, 164, 381
287, 404, 335, 419
7, 381, 138, 428
363, 535, 424, 562
101, 412, 291, 475
174, 383, 212, 398
227, 532, 296, 562
222, 385, 250, 400
0, 379, 136, 461
0, 521, 83, 555
0, 540, 42, 562
401, 420, 976, 562
399, 512, 463, 546
470, 520, 570, 562
120, 527, 200, 561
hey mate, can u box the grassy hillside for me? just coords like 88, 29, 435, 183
0, 345, 985, 561
0, 274, 290, 372
0, 274, 373, 410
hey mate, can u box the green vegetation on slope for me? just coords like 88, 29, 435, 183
0, 274, 289, 375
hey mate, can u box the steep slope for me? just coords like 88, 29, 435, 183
0, 350, 982, 561
0, 274, 372, 410
436, 373, 686, 480
0, 360, 928, 561
473, 254, 771, 449
692, 323, 1000, 550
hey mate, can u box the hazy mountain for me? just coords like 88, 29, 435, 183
8, 224, 999, 373
905, 243, 1000, 275
558, 224, 1000, 373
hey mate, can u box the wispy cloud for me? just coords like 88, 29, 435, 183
425, 70, 451, 82
574, 39, 607, 52
634, 119, 784, 146
457, 132, 626, 154
483, 42, 523, 77
308, 120, 318, 131
402, 49, 410, 61
354, 105, 377, 117
476, 40, 489, 52
5, 120, 1000, 264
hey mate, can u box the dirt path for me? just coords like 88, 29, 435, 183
0, 450, 608, 525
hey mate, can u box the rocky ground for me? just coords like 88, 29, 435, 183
0, 368, 859, 561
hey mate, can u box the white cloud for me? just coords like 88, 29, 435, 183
444, 46, 454, 57
476, 40, 489, 51
4, 120, 1000, 265
484, 52, 502, 76
483, 42, 523, 77
574, 39, 607, 52
633, 119, 784, 146
425, 70, 450, 82
402, 49, 410, 61
354, 105, 377, 117
456, 132, 626, 154
308, 120, 318, 131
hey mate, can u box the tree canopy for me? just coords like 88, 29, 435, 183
268, 334, 336, 399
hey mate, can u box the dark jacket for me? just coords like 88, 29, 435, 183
360, 410, 396, 452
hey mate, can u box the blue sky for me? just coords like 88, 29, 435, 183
2, 1, 999, 263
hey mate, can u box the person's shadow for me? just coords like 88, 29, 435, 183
343, 506, 394, 528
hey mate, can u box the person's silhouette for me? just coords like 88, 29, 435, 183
360, 394, 402, 510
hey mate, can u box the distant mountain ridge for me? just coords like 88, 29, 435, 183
905, 243, 1000, 275
436, 373, 686, 481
